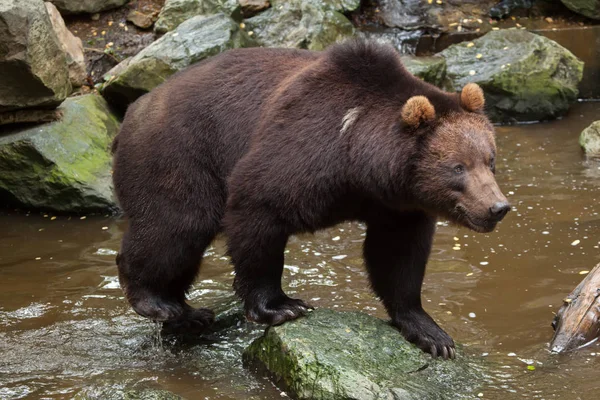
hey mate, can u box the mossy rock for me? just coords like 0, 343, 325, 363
101, 14, 255, 110
580, 121, 600, 157
0, 94, 119, 213
439, 29, 584, 123
243, 309, 483, 400
243, 0, 355, 50
154, 0, 241, 34
401, 55, 449, 89
560, 0, 600, 20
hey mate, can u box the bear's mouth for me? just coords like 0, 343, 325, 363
452, 205, 497, 233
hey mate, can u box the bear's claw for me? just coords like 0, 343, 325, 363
245, 295, 313, 326
162, 307, 215, 334
393, 311, 456, 360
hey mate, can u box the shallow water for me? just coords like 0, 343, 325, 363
2, 102, 600, 399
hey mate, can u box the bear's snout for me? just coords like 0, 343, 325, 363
489, 201, 510, 221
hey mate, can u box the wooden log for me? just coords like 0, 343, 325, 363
550, 262, 600, 353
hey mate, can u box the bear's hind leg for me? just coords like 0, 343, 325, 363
225, 211, 312, 326
363, 209, 456, 359
118, 219, 217, 333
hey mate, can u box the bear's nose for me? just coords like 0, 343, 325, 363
489, 202, 510, 221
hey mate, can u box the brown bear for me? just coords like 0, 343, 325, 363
112, 40, 510, 359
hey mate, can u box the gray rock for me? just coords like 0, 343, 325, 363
439, 29, 584, 123
48, 0, 129, 14
102, 13, 255, 110
243, 0, 354, 50
243, 309, 482, 400
560, 0, 600, 20
580, 121, 600, 157
154, 0, 240, 33
0, 94, 120, 213
45, 2, 87, 87
401, 55, 448, 89
0, 0, 71, 112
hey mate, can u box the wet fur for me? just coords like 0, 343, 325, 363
112, 40, 505, 359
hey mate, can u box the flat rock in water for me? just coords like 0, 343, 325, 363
0, 0, 71, 112
101, 13, 255, 110
401, 55, 449, 89
560, 0, 600, 20
439, 29, 583, 123
0, 94, 120, 213
48, 0, 129, 14
243, 0, 355, 50
580, 121, 600, 157
154, 0, 240, 33
243, 309, 482, 400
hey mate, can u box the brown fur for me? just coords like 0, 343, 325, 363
112, 40, 509, 358
460, 82, 485, 112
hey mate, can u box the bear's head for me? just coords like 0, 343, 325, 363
401, 83, 510, 233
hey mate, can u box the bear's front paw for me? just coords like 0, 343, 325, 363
245, 294, 313, 326
393, 311, 456, 360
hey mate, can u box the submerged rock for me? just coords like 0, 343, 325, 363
0, 0, 71, 112
75, 387, 182, 400
102, 13, 254, 110
154, 0, 240, 33
48, 0, 129, 14
243, 309, 482, 400
560, 0, 600, 20
401, 55, 448, 89
0, 95, 119, 213
440, 29, 583, 123
243, 0, 355, 50
45, 2, 87, 87
580, 121, 600, 157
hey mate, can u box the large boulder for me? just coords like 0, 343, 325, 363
580, 121, 600, 157
243, 0, 355, 50
0, 95, 120, 213
560, 0, 600, 20
101, 13, 255, 110
243, 309, 482, 400
154, 0, 240, 33
48, 0, 129, 14
440, 29, 584, 123
0, 0, 71, 112
401, 55, 449, 89
45, 2, 87, 87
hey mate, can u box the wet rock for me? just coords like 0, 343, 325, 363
243, 0, 354, 50
102, 13, 254, 110
440, 29, 583, 123
45, 2, 87, 88
0, 95, 120, 213
560, 0, 600, 20
243, 309, 482, 400
374, 0, 496, 32
489, 0, 534, 19
154, 0, 240, 33
0, 0, 71, 112
580, 121, 600, 156
48, 0, 129, 15
127, 10, 154, 29
401, 55, 448, 89
239, 0, 270, 18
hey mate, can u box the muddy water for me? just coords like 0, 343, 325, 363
2, 102, 600, 399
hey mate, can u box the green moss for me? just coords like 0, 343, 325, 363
0, 94, 119, 212
244, 309, 483, 400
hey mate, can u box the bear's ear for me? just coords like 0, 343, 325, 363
401, 96, 436, 128
460, 83, 485, 112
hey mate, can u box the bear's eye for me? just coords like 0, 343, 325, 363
489, 157, 496, 173
453, 165, 465, 175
